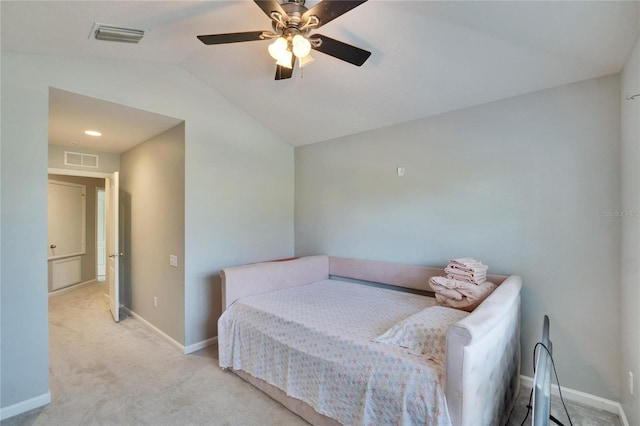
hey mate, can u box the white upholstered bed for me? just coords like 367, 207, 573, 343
218, 255, 522, 426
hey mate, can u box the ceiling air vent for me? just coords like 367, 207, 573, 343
65, 151, 99, 168
89, 23, 145, 44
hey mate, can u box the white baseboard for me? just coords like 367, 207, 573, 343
120, 308, 217, 355
121, 307, 185, 353
0, 391, 51, 420
618, 407, 630, 426
520, 375, 629, 426
48, 279, 97, 297
184, 336, 217, 355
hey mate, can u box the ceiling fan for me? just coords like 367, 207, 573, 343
197, 0, 371, 80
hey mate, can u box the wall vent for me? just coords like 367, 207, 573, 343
64, 151, 99, 168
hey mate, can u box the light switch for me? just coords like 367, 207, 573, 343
169, 255, 178, 268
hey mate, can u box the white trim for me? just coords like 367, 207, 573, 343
96, 187, 106, 277
47, 251, 87, 261
121, 307, 184, 353
520, 375, 629, 425
184, 336, 218, 355
0, 391, 51, 420
48, 279, 97, 296
618, 406, 630, 426
120, 308, 217, 355
48, 167, 112, 179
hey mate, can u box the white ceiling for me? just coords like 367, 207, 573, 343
49, 88, 183, 154
2, 1, 639, 150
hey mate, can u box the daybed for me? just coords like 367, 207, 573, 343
218, 255, 522, 426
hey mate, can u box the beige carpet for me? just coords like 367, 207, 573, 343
2, 282, 622, 426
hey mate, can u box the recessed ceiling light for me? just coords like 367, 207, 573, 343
84, 130, 102, 137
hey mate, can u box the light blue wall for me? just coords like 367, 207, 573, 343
120, 123, 186, 345
182, 83, 295, 347
295, 75, 622, 400
620, 34, 640, 426
1, 54, 51, 411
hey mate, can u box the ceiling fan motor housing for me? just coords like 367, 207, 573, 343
272, 2, 311, 35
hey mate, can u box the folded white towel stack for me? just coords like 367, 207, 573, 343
445, 257, 488, 284
429, 258, 494, 312
449, 258, 484, 268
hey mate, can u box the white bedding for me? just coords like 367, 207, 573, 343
218, 279, 453, 426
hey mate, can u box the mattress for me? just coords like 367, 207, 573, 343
218, 279, 453, 425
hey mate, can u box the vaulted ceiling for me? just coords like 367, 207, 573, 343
2, 1, 639, 151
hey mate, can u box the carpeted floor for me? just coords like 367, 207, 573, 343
2, 282, 622, 426
507, 387, 622, 426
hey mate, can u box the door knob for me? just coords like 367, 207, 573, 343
50, 244, 57, 249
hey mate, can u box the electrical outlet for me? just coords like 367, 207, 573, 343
629, 371, 634, 395
153, 296, 158, 308
169, 255, 178, 268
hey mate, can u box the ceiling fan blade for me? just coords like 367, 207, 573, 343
254, 0, 287, 19
197, 31, 266, 45
302, 0, 368, 29
311, 34, 371, 66
275, 56, 296, 80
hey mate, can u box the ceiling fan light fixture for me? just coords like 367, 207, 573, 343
292, 34, 311, 58
276, 50, 294, 69
268, 37, 288, 60
299, 53, 314, 68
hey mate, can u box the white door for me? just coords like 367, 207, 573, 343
96, 189, 106, 277
105, 172, 120, 322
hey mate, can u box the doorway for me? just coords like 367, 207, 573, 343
47, 87, 183, 324
47, 174, 98, 292
47, 168, 120, 322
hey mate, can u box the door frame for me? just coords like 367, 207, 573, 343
105, 172, 120, 322
96, 187, 107, 278
47, 168, 118, 303
48, 168, 112, 180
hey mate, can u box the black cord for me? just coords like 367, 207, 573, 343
550, 413, 564, 425
519, 342, 574, 426
519, 387, 533, 426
